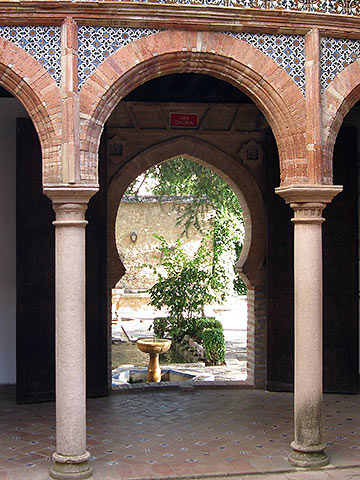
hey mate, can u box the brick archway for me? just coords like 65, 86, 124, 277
80, 30, 306, 186
323, 62, 360, 180
0, 37, 61, 183
108, 136, 266, 387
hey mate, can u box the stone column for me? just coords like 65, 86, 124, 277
276, 185, 342, 468
45, 187, 97, 480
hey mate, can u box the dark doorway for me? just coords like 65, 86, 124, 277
16, 118, 108, 403
266, 126, 359, 394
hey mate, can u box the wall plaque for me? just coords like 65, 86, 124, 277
170, 113, 198, 128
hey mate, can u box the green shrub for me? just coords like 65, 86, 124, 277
148, 235, 218, 342
190, 317, 222, 342
202, 328, 226, 366
152, 316, 188, 342
153, 315, 226, 365
152, 317, 170, 339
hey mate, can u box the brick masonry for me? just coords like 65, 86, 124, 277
0, 13, 358, 186
0, 3, 360, 388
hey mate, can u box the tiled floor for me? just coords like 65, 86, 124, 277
1, 388, 360, 479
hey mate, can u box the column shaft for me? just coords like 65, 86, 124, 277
290, 205, 326, 466
276, 185, 342, 469
45, 188, 97, 480
55, 209, 87, 456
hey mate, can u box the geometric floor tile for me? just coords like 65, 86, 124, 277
1, 388, 360, 479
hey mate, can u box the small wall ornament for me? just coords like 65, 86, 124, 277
108, 134, 124, 163
238, 139, 265, 169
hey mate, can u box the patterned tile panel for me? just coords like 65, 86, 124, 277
321, 37, 360, 91
0, 26, 61, 85
75, 0, 360, 15
78, 26, 161, 88
227, 32, 305, 94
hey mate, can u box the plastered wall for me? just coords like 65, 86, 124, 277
0, 98, 28, 384
116, 198, 212, 290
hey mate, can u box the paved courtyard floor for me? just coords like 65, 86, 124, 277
1, 388, 360, 479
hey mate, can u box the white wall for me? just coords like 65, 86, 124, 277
0, 98, 28, 384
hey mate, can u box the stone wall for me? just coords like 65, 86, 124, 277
115, 196, 212, 290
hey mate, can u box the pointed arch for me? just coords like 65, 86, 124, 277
80, 30, 306, 185
107, 136, 265, 292
107, 136, 266, 386
0, 36, 61, 183
322, 59, 360, 182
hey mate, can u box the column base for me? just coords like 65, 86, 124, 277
50, 452, 93, 479
288, 441, 329, 468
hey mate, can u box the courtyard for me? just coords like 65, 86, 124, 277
111, 295, 247, 384
1, 388, 360, 479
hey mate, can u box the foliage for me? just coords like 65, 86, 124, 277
211, 207, 245, 298
188, 317, 222, 342
152, 315, 226, 365
202, 328, 226, 365
152, 316, 187, 342
233, 242, 247, 295
152, 316, 170, 339
126, 157, 242, 233
126, 157, 247, 297
148, 235, 217, 341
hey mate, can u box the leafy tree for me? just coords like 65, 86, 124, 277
127, 157, 242, 233
148, 234, 216, 341
126, 157, 247, 296
149, 234, 216, 319
148, 237, 227, 363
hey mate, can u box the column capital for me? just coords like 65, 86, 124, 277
275, 184, 342, 205
44, 186, 98, 205
276, 185, 342, 225
290, 202, 326, 224
44, 187, 98, 227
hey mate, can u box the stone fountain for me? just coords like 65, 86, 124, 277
136, 338, 172, 382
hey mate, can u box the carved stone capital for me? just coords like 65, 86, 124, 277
44, 187, 98, 227
275, 184, 342, 204
44, 186, 98, 205
276, 184, 342, 224
290, 202, 325, 224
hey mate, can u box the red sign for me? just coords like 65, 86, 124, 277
170, 113, 198, 128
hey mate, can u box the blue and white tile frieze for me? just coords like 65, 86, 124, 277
78, 26, 161, 88
0, 26, 61, 85
227, 32, 305, 94
74, 0, 360, 15
321, 37, 360, 91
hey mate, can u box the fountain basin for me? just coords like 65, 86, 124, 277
112, 366, 214, 387
136, 338, 172, 354
136, 338, 172, 382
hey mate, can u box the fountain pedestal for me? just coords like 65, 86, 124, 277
136, 338, 172, 382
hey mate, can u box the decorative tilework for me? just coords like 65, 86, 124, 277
227, 32, 305, 93
0, 26, 61, 84
78, 0, 360, 15
78, 26, 161, 88
321, 37, 360, 91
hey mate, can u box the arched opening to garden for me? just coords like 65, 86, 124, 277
112, 155, 249, 382
104, 73, 267, 387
